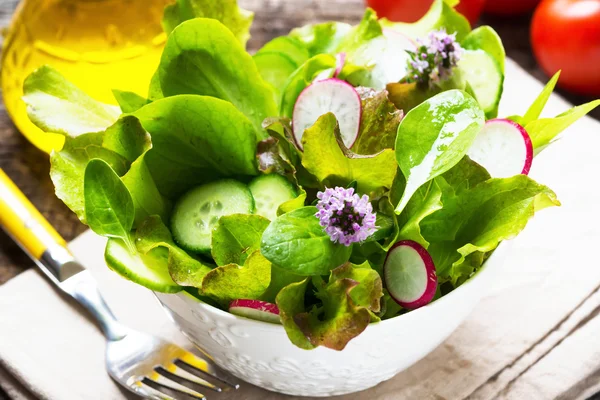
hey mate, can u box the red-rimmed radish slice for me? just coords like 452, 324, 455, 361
292, 78, 362, 149
229, 299, 281, 324
384, 240, 437, 309
468, 119, 534, 178
334, 52, 346, 78
383, 28, 418, 49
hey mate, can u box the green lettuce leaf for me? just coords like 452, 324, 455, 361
102, 116, 150, 163
111, 90, 148, 114
260, 264, 305, 304
135, 215, 213, 287
49, 132, 128, 223
162, 0, 254, 47
257, 36, 311, 66
157, 19, 276, 139
202, 251, 271, 305
302, 113, 397, 196
336, 8, 383, 55
395, 90, 485, 214
211, 214, 270, 266
289, 22, 352, 56
518, 71, 560, 125
134, 95, 259, 198
260, 206, 352, 276
330, 262, 383, 313
23, 66, 120, 137
352, 87, 404, 155
276, 279, 315, 350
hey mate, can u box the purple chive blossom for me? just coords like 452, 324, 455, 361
315, 187, 377, 247
406, 29, 463, 87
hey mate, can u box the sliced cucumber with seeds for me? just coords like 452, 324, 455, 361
104, 238, 181, 293
171, 180, 255, 253
248, 174, 298, 221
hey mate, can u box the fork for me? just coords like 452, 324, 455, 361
0, 169, 240, 399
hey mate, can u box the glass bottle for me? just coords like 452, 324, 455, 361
1, 0, 172, 153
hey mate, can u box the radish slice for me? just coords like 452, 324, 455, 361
468, 119, 534, 178
384, 240, 437, 309
383, 29, 418, 49
292, 78, 362, 149
229, 299, 281, 324
334, 52, 346, 78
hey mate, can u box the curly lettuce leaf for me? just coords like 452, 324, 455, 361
276, 279, 315, 350
23, 66, 120, 137
211, 214, 270, 266
157, 19, 276, 139
201, 251, 271, 305
302, 113, 397, 196
162, 0, 254, 47
135, 215, 214, 287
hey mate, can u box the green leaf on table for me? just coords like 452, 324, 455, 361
84, 159, 135, 249
157, 19, 276, 139
276, 278, 315, 350
211, 214, 270, 267
162, 0, 254, 47
50, 132, 128, 223
394, 90, 485, 214
260, 206, 352, 276
382, 0, 470, 42
134, 95, 259, 198
23, 66, 121, 137
302, 113, 397, 196
201, 251, 271, 305
135, 215, 213, 287
352, 87, 404, 155
121, 154, 171, 226
461, 26, 506, 73
525, 99, 600, 150
289, 22, 352, 56
111, 90, 148, 113
280, 54, 336, 117
102, 116, 150, 163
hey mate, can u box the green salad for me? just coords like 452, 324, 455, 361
24, 0, 599, 351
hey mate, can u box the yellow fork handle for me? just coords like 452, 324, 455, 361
0, 169, 82, 283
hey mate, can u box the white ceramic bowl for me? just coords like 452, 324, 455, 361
155, 242, 509, 397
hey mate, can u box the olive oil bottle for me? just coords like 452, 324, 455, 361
1, 0, 172, 153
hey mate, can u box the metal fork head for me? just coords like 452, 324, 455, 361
105, 330, 239, 399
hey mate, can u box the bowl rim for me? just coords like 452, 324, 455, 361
160, 241, 510, 332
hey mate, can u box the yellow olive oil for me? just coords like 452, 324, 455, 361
1, 0, 172, 153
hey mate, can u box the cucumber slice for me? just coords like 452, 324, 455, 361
456, 49, 504, 119
248, 174, 298, 221
171, 180, 255, 253
104, 238, 181, 293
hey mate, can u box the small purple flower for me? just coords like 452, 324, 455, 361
406, 29, 463, 87
315, 187, 377, 246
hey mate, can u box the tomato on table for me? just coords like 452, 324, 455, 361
484, 0, 541, 15
531, 0, 600, 96
365, 0, 486, 26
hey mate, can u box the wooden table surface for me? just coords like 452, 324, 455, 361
1, 0, 599, 398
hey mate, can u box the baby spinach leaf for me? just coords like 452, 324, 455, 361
525, 99, 600, 150
294, 276, 371, 351
276, 279, 315, 350
201, 251, 271, 305
50, 132, 128, 223
289, 22, 352, 56
394, 90, 485, 214
302, 113, 397, 196
23, 66, 121, 137
461, 26, 505, 73
261, 206, 352, 276
84, 159, 135, 250
280, 54, 336, 117
157, 19, 276, 139
134, 95, 259, 198
135, 215, 213, 287
102, 116, 150, 163
111, 90, 148, 113
352, 87, 404, 155
162, 0, 254, 47
121, 154, 171, 226
382, 0, 470, 42
211, 214, 270, 266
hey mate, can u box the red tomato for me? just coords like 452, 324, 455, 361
531, 0, 600, 96
484, 0, 541, 15
365, 0, 486, 26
